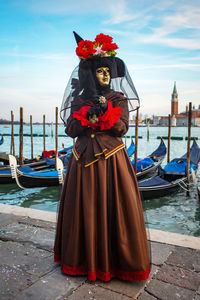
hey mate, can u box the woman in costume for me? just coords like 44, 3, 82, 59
54, 32, 150, 282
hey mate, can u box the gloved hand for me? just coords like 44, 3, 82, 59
99, 101, 108, 113
87, 106, 102, 123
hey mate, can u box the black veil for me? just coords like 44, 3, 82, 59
60, 56, 140, 125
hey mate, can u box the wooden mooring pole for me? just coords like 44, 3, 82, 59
55, 107, 58, 170
19, 107, 23, 166
147, 122, 149, 141
30, 115, 33, 159
134, 108, 139, 173
131, 136, 133, 144
167, 114, 171, 164
43, 114, 46, 152
10, 111, 15, 156
186, 102, 192, 196
51, 122, 53, 137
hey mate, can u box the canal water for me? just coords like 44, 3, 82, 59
0, 124, 199, 237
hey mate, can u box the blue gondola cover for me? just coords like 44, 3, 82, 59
181, 140, 200, 165
149, 141, 166, 158
18, 166, 34, 173
139, 176, 170, 187
164, 159, 196, 174
46, 157, 55, 166
127, 143, 135, 157
132, 157, 154, 172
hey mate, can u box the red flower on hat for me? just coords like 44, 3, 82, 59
76, 40, 96, 59
95, 33, 113, 45
101, 42, 118, 51
75, 33, 118, 59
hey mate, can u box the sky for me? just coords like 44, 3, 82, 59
0, 0, 200, 122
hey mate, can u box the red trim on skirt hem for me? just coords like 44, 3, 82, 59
54, 254, 150, 282
54, 254, 61, 263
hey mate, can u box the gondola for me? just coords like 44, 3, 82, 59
127, 141, 135, 157
132, 139, 167, 180
139, 140, 200, 200
0, 135, 4, 146
0, 146, 73, 184
9, 154, 68, 188
10, 140, 165, 188
0, 140, 135, 186
9, 142, 136, 188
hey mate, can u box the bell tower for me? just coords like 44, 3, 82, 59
171, 81, 178, 116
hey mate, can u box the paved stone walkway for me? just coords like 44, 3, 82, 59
0, 212, 200, 300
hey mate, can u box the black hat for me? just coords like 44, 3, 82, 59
73, 31, 83, 45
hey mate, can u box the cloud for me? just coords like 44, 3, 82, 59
139, 34, 200, 51
163, 5, 200, 31
103, 29, 129, 36
13, 0, 138, 25
0, 52, 74, 62
137, 3, 200, 50
14, 0, 113, 14
104, 1, 136, 24
101, 2, 200, 50
158, 37, 200, 50
182, 55, 200, 62
128, 63, 200, 71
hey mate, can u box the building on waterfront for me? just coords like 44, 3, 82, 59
171, 82, 178, 116
153, 82, 200, 126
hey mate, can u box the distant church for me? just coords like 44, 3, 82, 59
171, 82, 178, 116
153, 82, 200, 126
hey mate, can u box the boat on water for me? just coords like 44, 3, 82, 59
7, 140, 165, 188
0, 135, 4, 146
9, 155, 69, 188
127, 141, 135, 157
139, 140, 200, 200
8, 142, 136, 188
0, 146, 73, 184
132, 139, 167, 180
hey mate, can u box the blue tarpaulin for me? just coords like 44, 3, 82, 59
132, 157, 154, 172
127, 143, 135, 157
164, 159, 196, 174
18, 166, 33, 173
46, 157, 55, 166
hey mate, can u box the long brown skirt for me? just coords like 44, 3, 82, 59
54, 149, 150, 282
